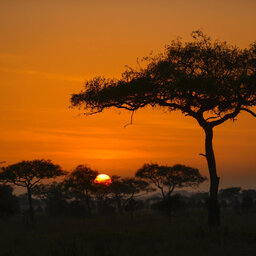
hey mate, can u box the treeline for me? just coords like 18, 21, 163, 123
0, 159, 255, 222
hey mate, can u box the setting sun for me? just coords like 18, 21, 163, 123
94, 174, 112, 186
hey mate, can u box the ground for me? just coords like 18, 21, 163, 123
0, 209, 255, 256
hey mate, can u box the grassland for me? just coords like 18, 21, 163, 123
0, 209, 256, 256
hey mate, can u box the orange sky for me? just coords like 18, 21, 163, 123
0, 0, 256, 190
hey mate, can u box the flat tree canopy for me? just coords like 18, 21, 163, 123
0, 159, 65, 186
136, 163, 206, 199
71, 31, 256, 122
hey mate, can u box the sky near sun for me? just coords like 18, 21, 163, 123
0, 0, 256, 190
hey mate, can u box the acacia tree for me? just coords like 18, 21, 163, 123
0, 159, 65, 220
64, 165, 98, 214
136, 163, 206, 199
70, 31, 256, 227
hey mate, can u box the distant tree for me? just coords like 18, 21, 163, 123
70, 31, 256, 226
0, 184, 19, 218
136, 163, 206, 199
109, 176, 151, 215
64, 165, 98, 214
219, 187, 241, 199
0, 159, 65, 221
93, 182, 112, 214
33, 182, 69, 217
241, 189, 256, 199
124, 198, 143, 220
219, 187, 242, 212
190, 192, 209, 208
241, 189, 256, 212
151, 194, 184, 217
241, 195, 254, 213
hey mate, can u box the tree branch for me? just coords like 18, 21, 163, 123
31, 178, 42, 187
210, 105, 241, 127
205, 115, 220, 121
240, 108, 256, 117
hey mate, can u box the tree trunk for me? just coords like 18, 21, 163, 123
160, 188, 166, 200
84, 193, 91, 215
116, 196, 123, 216
26, 185, 34, 221
204, 127, 220, 227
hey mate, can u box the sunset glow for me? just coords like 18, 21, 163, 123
94, 174, 112, 186
0, 0, 256, 189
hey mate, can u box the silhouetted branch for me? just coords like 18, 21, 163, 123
83, 109, 103, 116
210, 105, 242, 127
206, 116, 220, 121
241, 108, 256, 117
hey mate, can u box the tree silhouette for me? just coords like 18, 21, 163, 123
0, 159, 65, 221
241, 189, 256, 213
124, 198, 142, 220
219, 187, 241, 200
219, 187, 242, 211
33, 181, 69, 216
151, 194, 184, 217
64, 165, 98, 214
93, 182, 112, 215
70, 31, 256, 226
136, 163, 206, 199
241, 195, 254, 213
242, 189, 256, 199
110, 176, 151, 215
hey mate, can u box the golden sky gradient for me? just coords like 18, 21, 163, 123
0, 0, 256, 189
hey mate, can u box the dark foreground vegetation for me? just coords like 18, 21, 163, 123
1, 160, 256, 255
0, 208, 256, 256
1, 175, 256, 256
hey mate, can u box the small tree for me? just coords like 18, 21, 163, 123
93, 182, 112, 215
136, 163, 206, 199
0, 159, 65, 221
64, 165, 98, 214
110, 176, 151, 215
70, 31, 256, 226
33, 182, 69, 217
